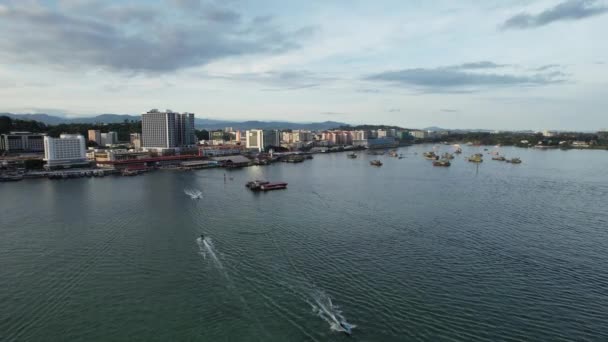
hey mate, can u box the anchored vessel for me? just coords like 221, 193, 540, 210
246, 180, 288, 191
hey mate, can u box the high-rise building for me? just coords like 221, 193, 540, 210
246, 130, 263, 152
44, 134, 87, 169
130, 133, 142, 149
100, 132, 118, 146
177, 113, 196, 146
141, 109, 196, 150
0, 132, 46, 153
263, 130, 280, 149
88, 130, 101, 145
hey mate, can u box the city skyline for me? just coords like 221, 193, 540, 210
0, 0, 607, 131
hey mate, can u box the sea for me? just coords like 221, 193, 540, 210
1, 145, 607, 341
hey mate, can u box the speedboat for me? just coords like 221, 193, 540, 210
200, 234, 205, 240
339, 322, 352, 336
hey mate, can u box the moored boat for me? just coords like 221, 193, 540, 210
433, 159, 451, 167
370, 160, 383, 166
492, 155, 506, 161
468, 153, 483, 163
506, 157, 522, 164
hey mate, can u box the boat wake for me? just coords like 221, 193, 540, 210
184, 188, 203, 200
308, 289, 355, 335
196, 236, 223, 269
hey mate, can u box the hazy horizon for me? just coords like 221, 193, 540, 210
1, 0, 607, 131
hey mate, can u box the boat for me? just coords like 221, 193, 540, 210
492, 155, 506, 161
339, 322, 353, 336
246, 180, 269, 189
433, 159, 451, 167
247, 180, 287, 191
423, 151, 438, 160
389, 150, 398, 157
370, 160, 383, 166
347, 152, 357, 159
441, 152, 454, 160
506, 157, 522, 164
468, 153, 483, 163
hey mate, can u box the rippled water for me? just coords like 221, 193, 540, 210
1, 145, 608, 341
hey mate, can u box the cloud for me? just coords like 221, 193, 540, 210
451, 61, 509, 69
387, 108, 400, 112
502, 0, 608, 30
207, 70, 334, 91
365, 64, 566, 93
320, 111, 345, 116
534, 64, 561, 71
440, 109, 459, 113
0, 3, 313, 73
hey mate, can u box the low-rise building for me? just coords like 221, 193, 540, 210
44, 134, 88, 169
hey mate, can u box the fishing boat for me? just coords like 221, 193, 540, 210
506, 157, 522, 164
370, 160, 383, 166
468, 153, 483, 163
433, 159, 451, 167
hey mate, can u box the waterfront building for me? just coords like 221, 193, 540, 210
101, 131, 118, 146
409, 130, 428, 139
177, 112, 196, 146
141, 109, 196, 150
377, 129, 387, 138
198, 145, 246, 157
43, 134, 88, 169
0, 132, 46, 153
352, 130, 368, 140
543, 130, 558, 137
88, 130, 101, 145
263, 130, 280, 149
246, 130, 263, 152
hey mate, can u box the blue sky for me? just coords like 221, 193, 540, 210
0, 0, 607, 130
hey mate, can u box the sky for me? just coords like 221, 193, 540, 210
0, 0, 607, 131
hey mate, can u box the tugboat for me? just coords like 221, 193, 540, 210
433, 159, 451, 167
370, 160, 383, 166
506, 157, 522, 164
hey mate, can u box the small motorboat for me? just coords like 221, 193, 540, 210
200, 234, 205, 240
339, 322, 353, 336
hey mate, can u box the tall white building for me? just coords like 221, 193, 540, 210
246, 130, 263, 152
141, 109, 196, 150
44, 134, 87, 169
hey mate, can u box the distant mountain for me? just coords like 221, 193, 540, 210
200, 120, 347, 131
1, 113, 348, 131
